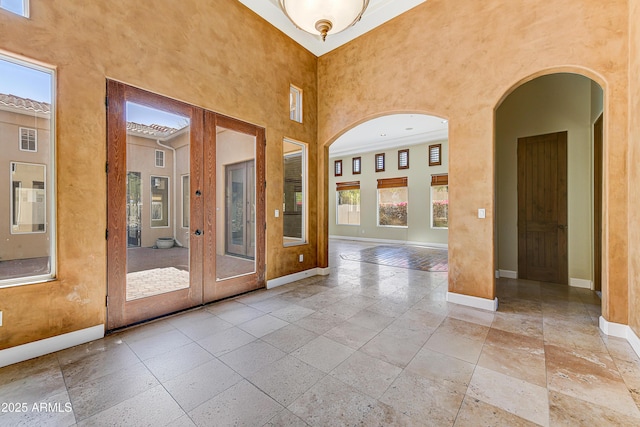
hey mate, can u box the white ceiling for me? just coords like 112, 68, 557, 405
238, 0, 426, 57
238, 1, 445, 155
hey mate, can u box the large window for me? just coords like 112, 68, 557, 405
377, 177, 408, 227
336, 181, 360, 225
283, 139, 307, 245
431, 174, 449, 228
0, 54, 55, 286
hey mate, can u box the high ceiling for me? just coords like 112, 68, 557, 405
238, 1, 446, 155
238, 0, 426, 57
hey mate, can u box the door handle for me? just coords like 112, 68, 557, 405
194, 229, 203, 236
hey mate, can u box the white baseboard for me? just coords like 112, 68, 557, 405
329, 235, 448, 249
570, 278, 593, 289
446, 292, 498, 312
0, 324, 104, 368
498, 270, 518, 279
267, 268, 325, 289
599, 316, 640, 359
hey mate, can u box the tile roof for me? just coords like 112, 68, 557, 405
0, 93, 51, 114
1, 93, 180, 139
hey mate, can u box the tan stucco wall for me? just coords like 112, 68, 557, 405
0, 0, 317, 349
317, 0, 629, 323
628, 0, 640, 337
329, 140, 449, 245
496, 74, 599, 284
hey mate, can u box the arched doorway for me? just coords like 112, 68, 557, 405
494, 72, 604, 303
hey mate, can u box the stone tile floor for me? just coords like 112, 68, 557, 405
1, 240, 640, 426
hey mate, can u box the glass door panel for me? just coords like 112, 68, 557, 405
125, 102, 191, 301
215, 127, 256, 280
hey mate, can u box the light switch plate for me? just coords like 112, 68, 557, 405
275, 209, 280, 218
478, 208, 486, 219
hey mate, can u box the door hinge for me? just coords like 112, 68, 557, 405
264, 180, 267, 189
105, 229, 109, 240
105, 162, 109, 173
105, 96, 108, 109
106, 295, 109, 306
264, 222, 267, 230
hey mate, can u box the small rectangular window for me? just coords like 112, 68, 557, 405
20, 127, 37, 152
429, 144, 442, 166
352, 157, 361, 174
398, 149, 409, 169
290, 84, 303, 123
377, 177, 408, 227
151, 176, 169, 227
431, 174, 448, 228
155, 149, 165, 168
336, 181, 360, 225
375, 153, 385, 172
334, 160, 342, 176
0, 0, 29, 17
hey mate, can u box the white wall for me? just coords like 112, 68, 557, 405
496, 73, 602, 282
329, 140, 449, 246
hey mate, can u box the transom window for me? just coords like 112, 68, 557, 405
290, 84, 303, 123
375, 153, 385, 172
398, 149, 409, 169
334, 159, 342, 176
352, 157, 361, 174
20, 127, 37, 152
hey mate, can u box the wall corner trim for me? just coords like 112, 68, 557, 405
0, 324, 104, 368
446, 292, 498, 312
599, 316, 640, 359
569, 278, 593, 289
267, 268, 325, 289
498, 270, 518, 279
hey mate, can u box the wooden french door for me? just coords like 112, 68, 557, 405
106, 81, 265, 330
517, 131, 568, 284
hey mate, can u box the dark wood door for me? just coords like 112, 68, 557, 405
593, 114, 603, 292
517, 131, 568, 284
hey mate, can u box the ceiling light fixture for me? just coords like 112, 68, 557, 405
279, 0, 370, 42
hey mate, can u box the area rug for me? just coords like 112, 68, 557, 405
340, 245, 448, 272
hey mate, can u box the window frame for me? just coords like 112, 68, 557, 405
0, 0, 29, 17
352, 157, 361, 174
431, 174, 449, 229
376, 177, 408, 228
289, 84, 303, 123
336, 181, 361, 226
283, 138, 308, 246
19, 127, 37, 152
375, 153, 385, 172
150, 175, 170, 228
155, 149, 165, 168
398, 149, 409, 170
334, 159, 342, 177
1, 53, 56, 288
429, 144, 442, 166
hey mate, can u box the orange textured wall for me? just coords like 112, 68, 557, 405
0, 0, 317, 349
318, 0, 629, 322
628, 0, 640, 337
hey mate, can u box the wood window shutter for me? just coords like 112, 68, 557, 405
431, 173, 448, 186
336, 181, 360, 191
429, 144, 442, 166
334, 160, 342, 176
377, 177, 408, 189
352, 157, 361, 174
375, 153, 385, 172
398, 149, 409, 169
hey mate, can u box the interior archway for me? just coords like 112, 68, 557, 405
494, 72, 604, 311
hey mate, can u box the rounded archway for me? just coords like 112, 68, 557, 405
494, 71, 605, 312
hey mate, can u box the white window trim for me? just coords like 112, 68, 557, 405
155, 149, 165, 168
431, 185, 449, 230
19, 127, 37, 152
283, 138, 308, 247
289, 85, 303, 123
1, 52, 56, 289
376, 187, 409, 228
0, 0, 29, 17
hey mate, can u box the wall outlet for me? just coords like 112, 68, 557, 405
299, 254, 303, 262
478, 208, 486, 219
275, 209, 280, 218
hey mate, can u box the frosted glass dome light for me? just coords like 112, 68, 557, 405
279, 0, 370, 41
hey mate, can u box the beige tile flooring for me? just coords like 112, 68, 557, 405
2, 240, 640, 426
